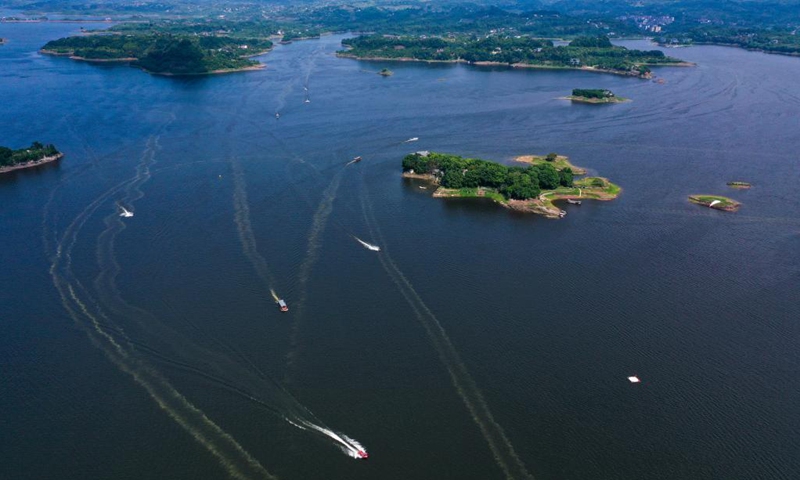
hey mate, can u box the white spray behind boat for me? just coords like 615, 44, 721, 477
354, 236, 381, 251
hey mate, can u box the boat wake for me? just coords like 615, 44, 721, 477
404, 137, 419, 143
289, 420, 368, 459
354, 236, 381, 251
358, 168, 532, 479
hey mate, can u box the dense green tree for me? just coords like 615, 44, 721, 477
559, 168, 574, 187
501, 171, 540, 200
534, 163, 560, 190
0, 147, 13, 166
441, 169, 465, 188
473, 161, 508, 187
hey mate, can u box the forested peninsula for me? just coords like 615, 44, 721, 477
0, 142, 63, 173
41, 34, 272, 75
340, 35, 687, 78
660, 28, 800, 57
403, 151, 619, 218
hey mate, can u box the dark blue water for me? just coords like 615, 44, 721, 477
1, 20, 798, 480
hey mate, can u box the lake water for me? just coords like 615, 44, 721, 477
1, 21, 798, 480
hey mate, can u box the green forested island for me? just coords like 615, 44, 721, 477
340, 35, 686, 78
403, 151, 619, 218
566, 89, 629, 103
0, 142, 62, 173
41, 34, 272, 75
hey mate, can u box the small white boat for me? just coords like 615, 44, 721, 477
304, 99, 311, 103
628, 376, 641, 383
405, 137, 419, 143
355, 237, 380, 252
119, 206, 134, 218
275, 113, 280, 119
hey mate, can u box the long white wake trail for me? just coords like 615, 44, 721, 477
288, 419, 367, 459
354, 236, 381, 251
359, 173, 533, 479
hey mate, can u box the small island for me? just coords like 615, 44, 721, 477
564, 89, 629, 104
727, 181, 751, 189
688, 195, 741, 212
41, 34, 272, 76
378, 68, 394, 76
403, 151, 619, 218
1, 142, 63, 174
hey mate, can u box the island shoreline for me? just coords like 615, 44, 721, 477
0, 153, 64, 174
39, 47, 271, 76
403, 154, 620, 219
338, 52, 694, 79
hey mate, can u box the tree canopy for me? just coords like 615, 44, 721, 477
0, 142, 60, 167
42, 34, 272, 74
403, 152, 574, 200
341, 34, 681, 76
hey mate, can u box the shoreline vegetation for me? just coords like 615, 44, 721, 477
339, 35, 687, 79
688, 195, 741, 212
0, 142, 63, 174
403, 151, 619, 218
657, 31, 800, 58
562, 88, 629, 104
40, 34, 272, 76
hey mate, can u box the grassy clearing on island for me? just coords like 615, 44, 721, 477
514, 153, 587, 174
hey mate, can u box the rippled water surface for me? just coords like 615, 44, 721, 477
1, 20, 798, 480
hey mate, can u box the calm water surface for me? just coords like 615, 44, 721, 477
1, 21, 798, 480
